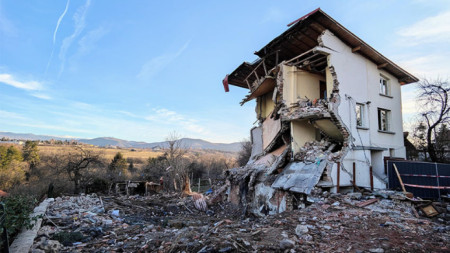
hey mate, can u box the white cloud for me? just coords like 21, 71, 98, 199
17, 122, 93, 134
395, 53, 450, 78
58, 0, 91, 76
71, 101, 97, 111
145, 107, 207, 135
0, 110, 26, 120
118, 110, 140, 118
137, 40, 191, 80
31, 93, 52, 100
0, 73, 43, 91
77, 26, 108, 55
397, 10, 450, 46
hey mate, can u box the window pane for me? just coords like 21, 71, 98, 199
378, 109, 390, 131
380, 77, 388, 95
381, 110, 387, 131
356, 104, 362, 126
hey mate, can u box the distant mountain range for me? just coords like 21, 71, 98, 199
0, 131, 242, 152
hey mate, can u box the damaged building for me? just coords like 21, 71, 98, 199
222, 8, 418, 215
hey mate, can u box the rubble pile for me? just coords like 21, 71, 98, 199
294, 139, 340, 163
28, 190, 450, 252
280, 98, 329, 120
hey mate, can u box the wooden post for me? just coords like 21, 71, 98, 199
393, 163, 407, 193
198, 178, 201, 193
370, 166, 374, 191
337, 162, 340, 193
353, 162, 356, 190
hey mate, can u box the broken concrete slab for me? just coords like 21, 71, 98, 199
272, 160, 327, 195
262, 113, 282, 151
250, 126, 263, 161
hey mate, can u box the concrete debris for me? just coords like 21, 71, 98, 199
279, 239, 295, 249
37, 238, 61, 253
280, 98, 329, 120
21, 190, 449, 252
295, 224, 309, 236
272, 160, 327, 194
294, 139, 340, 163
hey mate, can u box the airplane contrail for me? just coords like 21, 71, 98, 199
54, 0, 70, 44
45, 0, 70, 75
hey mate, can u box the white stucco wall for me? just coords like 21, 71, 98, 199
318, 30, 406, 189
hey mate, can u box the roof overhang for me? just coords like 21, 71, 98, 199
226, 8, 418, 89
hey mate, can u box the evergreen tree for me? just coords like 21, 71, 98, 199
108, 152, 128, 180
0, 146, 23, 169
23, 141, 40, 171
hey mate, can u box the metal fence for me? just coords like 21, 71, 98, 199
387, 160, 450, 199
0, 202, 9, 253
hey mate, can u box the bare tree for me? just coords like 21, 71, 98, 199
416, 78, 450, 162
62, 146, 102, 194
237, 138, 252, 166
164, 132, 190, 192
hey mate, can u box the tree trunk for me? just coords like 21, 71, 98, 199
74, 172, 81, 194
427, 127, 438, 162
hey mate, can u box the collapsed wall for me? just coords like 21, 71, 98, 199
226, 31, 355, 216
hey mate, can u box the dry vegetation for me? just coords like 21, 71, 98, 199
38, 145, 163, 161
0, 142, 238, 198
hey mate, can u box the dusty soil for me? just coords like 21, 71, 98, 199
31, 192, 450, 253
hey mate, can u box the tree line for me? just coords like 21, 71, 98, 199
0, 136, 235, 197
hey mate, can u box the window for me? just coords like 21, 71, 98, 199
356, 103, 365, 127
378, 108, 391, 131
379, 75, 390, 96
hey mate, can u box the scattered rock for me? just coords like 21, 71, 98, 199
280, 239, 296, 249
369, 248, 384, 253
295, 224, 309, 236
347, 192, 362, 200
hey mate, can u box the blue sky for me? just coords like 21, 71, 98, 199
1, 0, 449, 143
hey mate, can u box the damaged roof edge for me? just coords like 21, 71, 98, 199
255, 9, 418, 85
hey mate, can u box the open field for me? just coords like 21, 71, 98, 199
36, 144, 238, 161
37, 144, 164, 161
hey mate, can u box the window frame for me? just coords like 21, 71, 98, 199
377, 108, 391, 132
379, 75, 391, 97
356, 103, 366, 128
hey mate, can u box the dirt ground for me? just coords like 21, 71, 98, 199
31, 191, 450, 253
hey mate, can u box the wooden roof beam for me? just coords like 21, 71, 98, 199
377, 63, 388, 69
352, 46, 361, 53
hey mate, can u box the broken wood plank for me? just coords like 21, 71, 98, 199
356, 198, 379, 207
421, 205, 439, 217
393, 163, 411, 197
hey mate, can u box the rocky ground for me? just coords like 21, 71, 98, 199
30, 190, 450, 253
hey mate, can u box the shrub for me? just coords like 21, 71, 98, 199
0, 195, 38, 244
